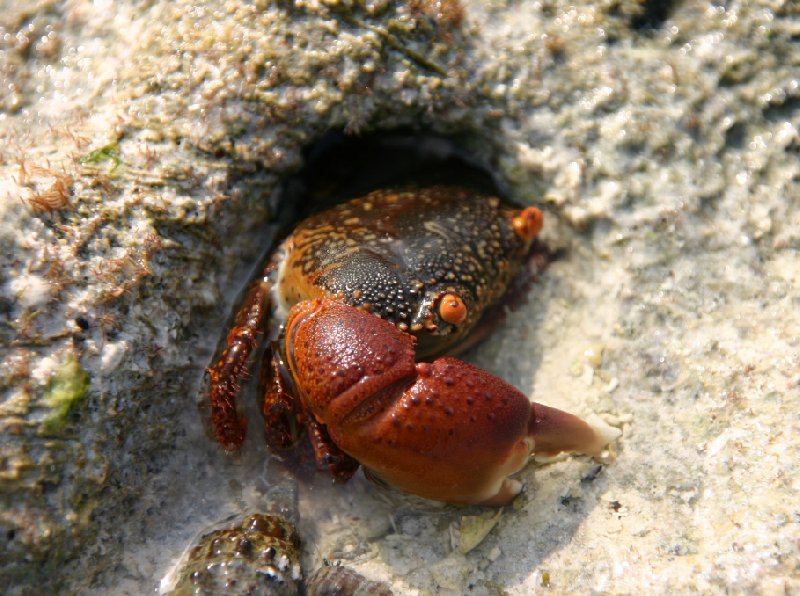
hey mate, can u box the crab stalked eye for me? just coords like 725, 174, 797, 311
512, 206, 544, 241
437, 293, 468, 325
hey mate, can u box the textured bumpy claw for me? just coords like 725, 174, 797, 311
283, 299, 620, 505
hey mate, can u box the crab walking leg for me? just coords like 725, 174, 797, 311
304, 416, 360, 480
260, 344, 302, 451
207, 277, 273, 450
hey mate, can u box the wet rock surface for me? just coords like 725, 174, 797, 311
1, 0, 798, 593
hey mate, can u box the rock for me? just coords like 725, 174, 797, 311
1, 0, 798, 593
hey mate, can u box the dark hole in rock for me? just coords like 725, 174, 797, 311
763, 95, 800, 124
630, 0, 680, 31
273, 129, 508, 224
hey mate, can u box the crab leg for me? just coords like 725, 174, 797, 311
207, 276, 273, 450
260, 343, 300, 451
305, 416, 360, 480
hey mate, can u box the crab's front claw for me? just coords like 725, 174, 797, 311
284, 299, 619, 505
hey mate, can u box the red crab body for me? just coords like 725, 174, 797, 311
207, 186, 618, 504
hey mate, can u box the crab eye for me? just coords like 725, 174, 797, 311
512, 206, 544, 241
437, 293, 468, 325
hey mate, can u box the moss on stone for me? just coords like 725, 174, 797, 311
42, 356, 90, 434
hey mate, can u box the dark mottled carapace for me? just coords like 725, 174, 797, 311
273, 186, 533, 357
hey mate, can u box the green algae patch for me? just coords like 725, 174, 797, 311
43, 356, 90, 433
80, 142, 122, 173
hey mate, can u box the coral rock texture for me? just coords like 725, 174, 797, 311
1, 0, 798, 593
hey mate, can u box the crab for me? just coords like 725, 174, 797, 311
207, 186, 619, 505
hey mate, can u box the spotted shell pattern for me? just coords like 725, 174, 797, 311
273, 186, 533, 357
168, 514, 301, 595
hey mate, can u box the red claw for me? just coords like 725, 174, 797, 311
281, 299, 618, 505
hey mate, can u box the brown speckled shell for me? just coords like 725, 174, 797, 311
274, 186, 531, 357
169, 514, 301, 596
